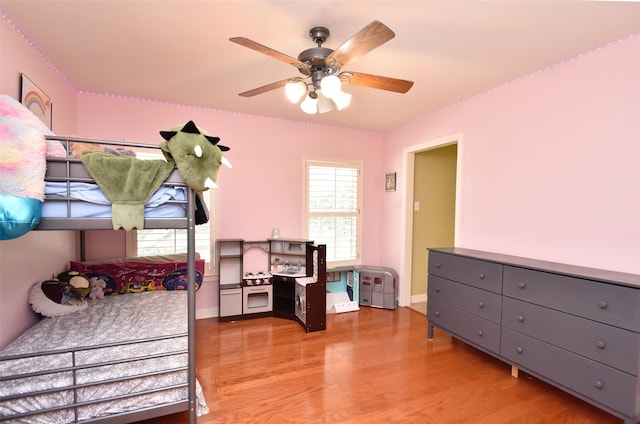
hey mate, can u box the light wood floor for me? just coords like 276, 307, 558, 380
140, 307, 622, 424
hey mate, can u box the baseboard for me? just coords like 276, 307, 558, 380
196, 307, 218, 320
411, 293, 427, 304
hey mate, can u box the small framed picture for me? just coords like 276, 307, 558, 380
20, 73, 52, 129
385, 172, 396, 192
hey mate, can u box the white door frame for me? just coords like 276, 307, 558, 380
399, 132, 464, 307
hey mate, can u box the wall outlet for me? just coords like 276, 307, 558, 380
414, 201, 420, 211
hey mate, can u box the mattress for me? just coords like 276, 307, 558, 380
0, 291, 209, 423
41, 182, 188, 218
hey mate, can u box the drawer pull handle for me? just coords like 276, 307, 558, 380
517, 315, 524, 323
594, 380, 603, 389
598, 300, 608, 309
435, 287, 440, 293
478, 273, 485, 279
435, 311, 440, 317
435, 262, 441, 268
596, 340, 606, 349
478, 301, 485, 308
516, 347, 523, 354
477, 330, 483, 337
518, 282, 526, 289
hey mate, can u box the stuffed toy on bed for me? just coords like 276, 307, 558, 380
88, 276, 106, 300
159, 120, 232, 192
0, 94, 66, 240
56, 270, 91, 297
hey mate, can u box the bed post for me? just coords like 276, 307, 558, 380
79, 230, 86, 262
187, 188, 197, 424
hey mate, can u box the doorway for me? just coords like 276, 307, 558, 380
400, 134, 462, 309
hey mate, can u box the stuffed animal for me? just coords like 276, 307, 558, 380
69, 141, 136, 158
88, 276, 106, 300
69, 141, 103, 158
159, 120, 231, 192
56, 270, 91, 297
0, 94, 66, 240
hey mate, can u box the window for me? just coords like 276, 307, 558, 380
127, 152, 214, 274
304, 160, 362, 266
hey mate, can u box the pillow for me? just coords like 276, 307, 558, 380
0, 94, 66, 158
29, 280, 88, 317
0, 95, 64, 240
69, 259, 204, 296
78, 253, 199, 264
68, 141, 136, 158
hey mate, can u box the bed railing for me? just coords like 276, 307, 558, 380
37, 135, 200, 231
0, 333, 190, 423
8, 135, 201, 424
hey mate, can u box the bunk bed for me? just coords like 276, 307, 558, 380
0, 136, 206, 424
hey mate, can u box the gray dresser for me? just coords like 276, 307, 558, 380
427, 247, 640, 424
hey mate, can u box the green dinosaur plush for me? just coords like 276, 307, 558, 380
159, 120, 231, 192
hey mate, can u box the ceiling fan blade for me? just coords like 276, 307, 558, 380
340, 71, 414, 93
238, 79, 291, 97
326, 21, 395, 68
230, 37, 309, 71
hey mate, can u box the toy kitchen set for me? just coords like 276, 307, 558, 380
217, 238, 329, 332
216, 236, 398, 332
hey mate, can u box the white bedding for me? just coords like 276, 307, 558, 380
41, 182, 187, 218
0, 291, 209, 423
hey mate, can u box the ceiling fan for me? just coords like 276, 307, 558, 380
229, 20, 414, 114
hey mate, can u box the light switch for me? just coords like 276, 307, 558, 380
414, 201, 420, 211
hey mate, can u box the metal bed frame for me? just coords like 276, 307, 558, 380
0, 136, 199, 424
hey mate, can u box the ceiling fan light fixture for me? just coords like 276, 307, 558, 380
231, 21, 413, 115
333, 90, 352, 110
300, 93, 318, 114
316, 90, 335, 113
285, 79, 307, 103
320, 74, 342, 99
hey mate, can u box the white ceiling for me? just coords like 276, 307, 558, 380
2, 1, 640, 131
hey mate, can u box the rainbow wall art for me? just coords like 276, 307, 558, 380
20, 74, 52, 129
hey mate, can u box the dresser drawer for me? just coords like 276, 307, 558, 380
503, 266, 640, 332
428, 275, 502, 324
502, 297, 640, 375
428, 299, 501, 354
501, 328, 638, 417
428, 251, 503, 293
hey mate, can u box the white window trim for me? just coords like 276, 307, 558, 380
303, 158, 363, 268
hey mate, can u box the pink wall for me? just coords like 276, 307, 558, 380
74, 94, 386, 314
3, 9, 639, 348
385, 34, 640, 276
1, 15, 79, 348
76, 95, 384, 255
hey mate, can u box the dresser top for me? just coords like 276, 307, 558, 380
429, 247, 640, 289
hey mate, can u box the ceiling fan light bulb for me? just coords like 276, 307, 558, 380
285, 80, 307, 103
300, 94, 318, 114
320, 74, 342, 99
333, 90, 352, 110
316, 90, 335, 114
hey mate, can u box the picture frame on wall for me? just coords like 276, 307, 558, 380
20, 73, 52, 129
385, 172, 396, 192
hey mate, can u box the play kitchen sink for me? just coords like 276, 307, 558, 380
271, 259, 305, 276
